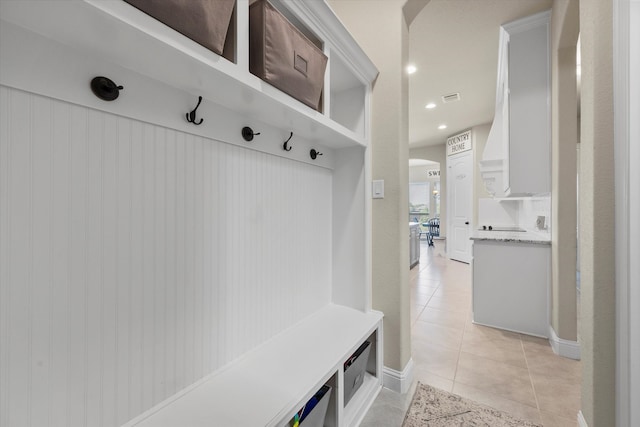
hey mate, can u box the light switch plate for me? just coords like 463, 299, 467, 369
372, 180, 384, 199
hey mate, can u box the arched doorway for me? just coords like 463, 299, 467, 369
409, 158, 440, 225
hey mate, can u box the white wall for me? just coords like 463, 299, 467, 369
615, 0, 640, 425
328, 0, 412, 376
409, 164, 440, 183
629, 5, 640, 425
579, 0, 616, 424
0, 86, 333, 427
550, 0, 579, 345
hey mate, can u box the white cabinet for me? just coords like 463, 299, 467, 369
0, 1, 381, 426
481, 11, 551, 197
0, 0, 377, 149
409, 223, 420, 268
502, 11, 551, 196
472, 239, 550, 337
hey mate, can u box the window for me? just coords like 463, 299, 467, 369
409, 182, 430, 223
431, 181, 441, 218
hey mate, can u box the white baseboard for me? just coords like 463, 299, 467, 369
383, 358, 414, 394
549, 325, 581, 360
578, 410, 588, 427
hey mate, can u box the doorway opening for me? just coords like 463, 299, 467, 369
409, 158, 441, 241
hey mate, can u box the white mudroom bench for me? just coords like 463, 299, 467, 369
0, 1, 381, 426
124, 305, 382, 427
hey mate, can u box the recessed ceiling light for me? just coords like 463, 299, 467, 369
425, 103, 437, 109
407, 64, 417, 75
438, 124, 447, 130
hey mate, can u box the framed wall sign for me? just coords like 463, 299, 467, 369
446, 130, 472, 156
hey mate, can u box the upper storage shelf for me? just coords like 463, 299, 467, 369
0, 0, 378, 149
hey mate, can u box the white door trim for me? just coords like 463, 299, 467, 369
614, 1, 639, 426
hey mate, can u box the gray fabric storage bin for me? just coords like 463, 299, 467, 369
249, 0, 328, 111
124, 0, 235, 59
343, 341, 371, 406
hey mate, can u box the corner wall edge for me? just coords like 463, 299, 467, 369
549, 325, 581, 360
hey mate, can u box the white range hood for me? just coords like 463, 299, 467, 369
479, 105, 505, 197
479, 25, 508, 198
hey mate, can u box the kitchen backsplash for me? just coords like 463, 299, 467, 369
478, 196, 551, 233
520, 197, 551, 232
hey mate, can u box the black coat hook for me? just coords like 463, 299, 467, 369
310, 149, 323, 160
242, 126, 261, 142
186, 96, 204, 125
283, 132, 293, 151
90, 76, 123, 101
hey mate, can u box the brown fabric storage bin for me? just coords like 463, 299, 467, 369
249, 0, 328, 111
124, 0, 235, 58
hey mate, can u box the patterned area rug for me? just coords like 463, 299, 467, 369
402, 383, 542, 427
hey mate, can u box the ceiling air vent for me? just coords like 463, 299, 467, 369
442, 92, 461, 103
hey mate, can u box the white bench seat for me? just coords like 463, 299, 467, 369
124, 304, 383, 427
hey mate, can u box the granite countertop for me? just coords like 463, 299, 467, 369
470, 229, 551, 245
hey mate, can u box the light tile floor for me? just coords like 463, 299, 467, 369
361, 239, 581, 427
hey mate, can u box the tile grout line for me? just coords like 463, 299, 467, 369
410, 242, 439, 328
520, 335, 543, 422
450, 289, 471, 393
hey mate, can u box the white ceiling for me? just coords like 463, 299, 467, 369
408, 0, 552, 147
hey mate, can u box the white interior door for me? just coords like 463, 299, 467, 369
447, 151, 473, 263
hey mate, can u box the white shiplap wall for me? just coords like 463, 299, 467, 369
0, 86, 332, 427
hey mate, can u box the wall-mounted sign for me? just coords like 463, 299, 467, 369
427, 169, 440, 178
446, 130, 472, 156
